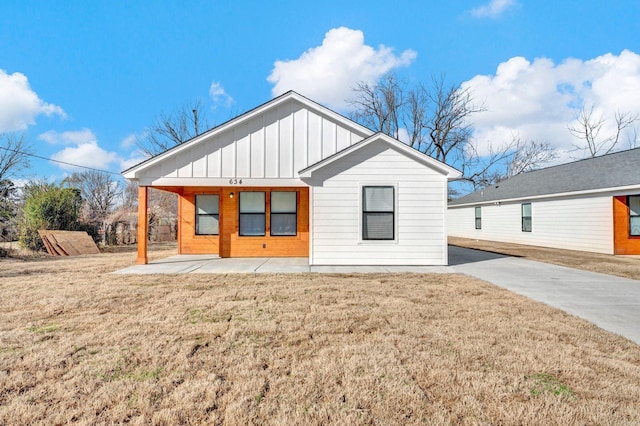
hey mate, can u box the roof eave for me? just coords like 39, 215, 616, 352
448, 183, 640, 207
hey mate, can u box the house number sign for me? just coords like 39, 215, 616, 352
228, 179, 243, 184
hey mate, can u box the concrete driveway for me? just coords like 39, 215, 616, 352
115, 246, 640, 345
448, 246, 640, 346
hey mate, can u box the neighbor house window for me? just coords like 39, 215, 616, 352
270, 191, 297, 236
629, 196, 640, 236
239, 192, 265, 236
362, 186, 394, 240
195, 194, 219, 235
522, 203, 532, 232
475, 206, 482, 230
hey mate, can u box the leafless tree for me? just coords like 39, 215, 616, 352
568, 105, 639, 157
349, 74, 510, 189
121, 180, 139, 209
0, 133, 32, 180
349, 75, 405, 140
63, 171, 122, 244
506, 137, 558, 177
349, 74, 562, 191
136, 99, 209, 157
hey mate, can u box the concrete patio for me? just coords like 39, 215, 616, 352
114, 255, 450, 274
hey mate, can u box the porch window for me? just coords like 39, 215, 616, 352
195, 194, 219, 235
239, 192, 265, 236
629, 196, 640, 236
271, 191, 297, 236
475, 206, 482, 230
362, 186, 394, 240
522, 203, 532, 232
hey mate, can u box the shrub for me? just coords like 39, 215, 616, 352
19, 181, 83, 251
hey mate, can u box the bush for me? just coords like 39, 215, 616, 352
19, 181, 83, 251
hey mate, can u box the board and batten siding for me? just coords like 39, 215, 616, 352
448, 194, 614, 254
136, 99, 367, 185
310, 144, 448, 265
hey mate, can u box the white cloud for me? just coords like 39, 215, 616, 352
470, 0, 517, 18
209, 81, 234, 108
38, 128, 96, 145
41, 129, 120, 171
463, 50, 640, 159
267, 27, 417, 110
0, 69, 66, 132
119, 154, 148, 172
120, 133, 138, 149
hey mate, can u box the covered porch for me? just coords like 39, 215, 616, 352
136, 185, 310, 264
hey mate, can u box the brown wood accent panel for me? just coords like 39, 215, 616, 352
137, 186, 148, 264
221, 187, 309, 258
178, 188, 221, 255
176, 186, 309, 257
613, 196, 640, 255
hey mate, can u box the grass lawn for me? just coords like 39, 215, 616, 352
1, 244, 640, 424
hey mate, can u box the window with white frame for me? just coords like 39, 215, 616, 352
521, 203, 532, 232
270, 191, 297, 236
629, 195, 640, 236
195, 194, 219, 235
239, 192, 266, 236
475, 206, 482, 230
362, 186, 394, 240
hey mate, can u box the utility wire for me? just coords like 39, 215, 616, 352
0, 145, 121, 175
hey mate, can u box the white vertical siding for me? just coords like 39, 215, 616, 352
138, 98, 367, 181
448, 194, 614, 254
310, 144, 448, 265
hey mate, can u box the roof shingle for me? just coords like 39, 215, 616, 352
449, 147, 640, 206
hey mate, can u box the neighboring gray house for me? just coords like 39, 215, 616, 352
448, 148, 640, 255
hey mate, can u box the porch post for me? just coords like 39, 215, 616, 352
137, 185, 148, 264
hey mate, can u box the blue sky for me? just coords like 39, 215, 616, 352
1, 0, 639, 182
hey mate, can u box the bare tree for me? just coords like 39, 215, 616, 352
349, 75, 405, 140
63, 171, 122, 244
0, 133, 32, 180
568, 105, 639, 157
506, 138, 558, 177
121, 180, 139, 210
136, 99, 209, 157
349, 74, 509, 189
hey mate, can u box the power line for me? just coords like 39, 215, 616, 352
0, 145, 121, 175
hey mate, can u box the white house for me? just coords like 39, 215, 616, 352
448, 148, 640, 255
123, 91, 461, 265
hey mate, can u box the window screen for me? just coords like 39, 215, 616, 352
475, 206, 482, 230
195, 195, 219, 235
362, 186, 394, 240
271, 192, 297, 236
239, 192, 265, 236
630, 196, 640, 236
522, 203, 532, 232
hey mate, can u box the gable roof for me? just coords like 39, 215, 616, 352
449, 147, 640, 206
299, 132, 462, 179
122, 91, 373, 179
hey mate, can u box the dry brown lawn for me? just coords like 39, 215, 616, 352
1, 244, 640, 425
450, 236, 640, 281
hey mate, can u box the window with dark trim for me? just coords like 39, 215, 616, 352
270, 191, 297, 236
521, 203, 532, 232
195, 194, 219, 235
362, 186, 394, 240
629, 195, 640, 236
239, 192, 266, 236
475, 206, 482, 230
